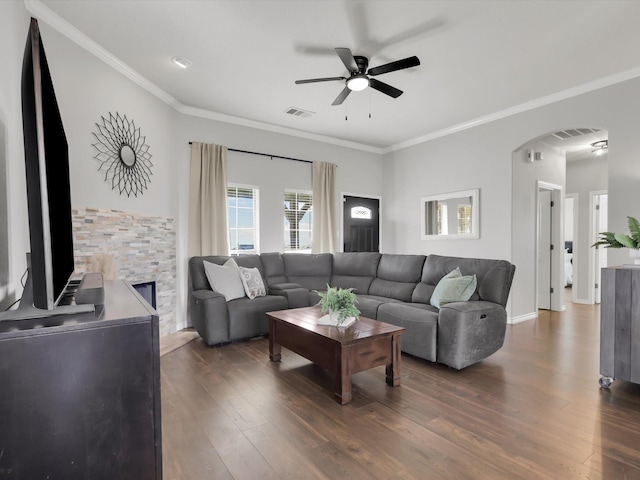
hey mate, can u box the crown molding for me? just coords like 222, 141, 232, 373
25, 0, 640, 157
177, 105, 383, 154
24, 0, 182, 110
384, 65, 640, 154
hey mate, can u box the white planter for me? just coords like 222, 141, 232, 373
316, 311, 357, 328
630, 248, 640, 265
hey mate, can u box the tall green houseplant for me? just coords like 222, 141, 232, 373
593, 216, 640, 249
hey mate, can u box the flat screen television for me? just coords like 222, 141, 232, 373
21, 18, 75, 310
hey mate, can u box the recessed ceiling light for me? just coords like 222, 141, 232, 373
171, 56, 193, 69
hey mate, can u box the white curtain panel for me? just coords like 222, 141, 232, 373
188, 142, 230, 257
312, 161, 337, 253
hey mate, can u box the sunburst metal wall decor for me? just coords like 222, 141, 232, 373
92, 112, 153, 197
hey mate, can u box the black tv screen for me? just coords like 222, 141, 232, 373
21, 18, 75, 310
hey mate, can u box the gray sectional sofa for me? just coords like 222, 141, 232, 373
188, 252, 515, 369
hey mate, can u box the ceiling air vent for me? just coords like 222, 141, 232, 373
284, 107, 315, 118
551, 128, 601, 140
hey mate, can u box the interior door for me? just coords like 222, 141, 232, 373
343, 196, 380, 252
594, 193, 608, 303
538, 190, 552, 309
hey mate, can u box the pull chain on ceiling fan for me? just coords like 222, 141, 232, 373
295, 47, 420, 106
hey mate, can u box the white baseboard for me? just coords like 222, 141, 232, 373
508, 312, 538, 324
175, 320, 188, 332
573, 298, 594, 305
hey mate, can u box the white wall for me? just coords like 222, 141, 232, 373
512, 142, 565, 318
382, 76, 640, 321
178, 114, 382, 253
37, 23, 181, 219
566, 155, 608, 301
564, 196, 574, 242
382, 123, 512, 259
0, 2, 34, 310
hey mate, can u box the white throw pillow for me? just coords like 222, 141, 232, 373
202, 258, 246, 301
238, 266, 267, 299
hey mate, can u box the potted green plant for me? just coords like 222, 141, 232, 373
315, 285, 360, 326
593, 216, 640, 264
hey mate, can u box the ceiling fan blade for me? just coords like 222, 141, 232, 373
335, 47, 359, 73
369, 78, 403, 98
295, 76, 346, 84
332, 86, 352, 106
368, 56, 420, 76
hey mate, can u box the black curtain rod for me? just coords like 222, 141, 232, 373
188, 142, 312, 164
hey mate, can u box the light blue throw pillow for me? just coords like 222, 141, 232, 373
430, 267, 477, 308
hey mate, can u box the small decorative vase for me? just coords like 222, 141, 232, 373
630, 248, 640, 265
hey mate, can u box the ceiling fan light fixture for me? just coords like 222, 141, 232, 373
347, 75, 369, 92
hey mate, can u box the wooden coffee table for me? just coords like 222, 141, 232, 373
267, 306, 405, 404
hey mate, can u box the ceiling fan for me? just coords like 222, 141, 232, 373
295, 47, 420, 105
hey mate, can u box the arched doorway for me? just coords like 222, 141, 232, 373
511, 127, 608, 320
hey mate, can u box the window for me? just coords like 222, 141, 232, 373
350, 206, 372, 219
458, 204, 472, 235
438, 204, 448, 235
284, 191, 312, 252
228, 185, 259, 255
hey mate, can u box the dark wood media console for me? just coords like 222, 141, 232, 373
0, 280, 162, 479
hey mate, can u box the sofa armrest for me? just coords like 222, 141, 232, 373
436, 301, 507, 370
189, 289, 230, 345
268, 283, 310, 309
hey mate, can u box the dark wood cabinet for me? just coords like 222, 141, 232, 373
600, 267, 640, 388
0, 281, 162, 479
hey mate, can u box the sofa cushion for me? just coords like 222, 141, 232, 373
355, 294, 404, 319
377, 303, 439, 362
430, 268, 477, 308
331, 252, 381, 294
234, 254, 264, 273
368, 254, 426, 302
203, 259, 246, 301
239, 266, 267, 299
417, 254, 515, 307
260, 252, 287, 286
283, 253, 332, 291
268, 283, 310, 309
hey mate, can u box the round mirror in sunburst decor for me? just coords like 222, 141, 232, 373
92, 112, 153, 197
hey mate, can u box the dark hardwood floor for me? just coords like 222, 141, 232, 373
161, 297, 640, 480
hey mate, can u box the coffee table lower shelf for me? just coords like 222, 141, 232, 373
267, 306, 405, 404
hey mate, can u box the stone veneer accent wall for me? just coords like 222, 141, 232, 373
72, 207, 177, 336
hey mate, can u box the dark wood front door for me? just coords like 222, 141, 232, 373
343, 196, 380, 252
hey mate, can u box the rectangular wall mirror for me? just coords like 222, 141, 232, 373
420, 189, 479, 240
